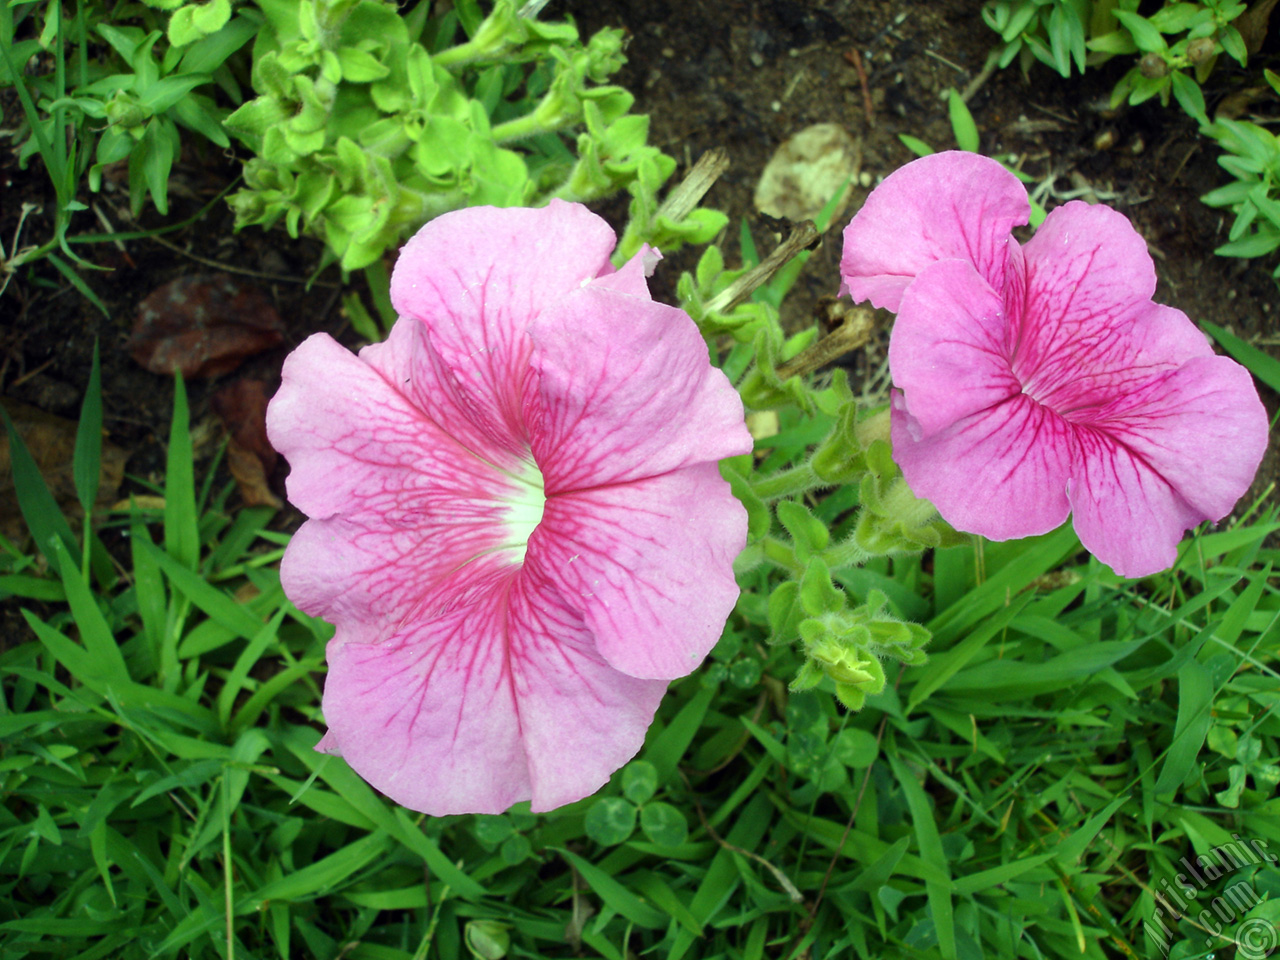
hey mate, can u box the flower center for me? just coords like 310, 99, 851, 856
499, 458, 546, 564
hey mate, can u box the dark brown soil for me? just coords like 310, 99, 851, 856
2, 0, 1277, 564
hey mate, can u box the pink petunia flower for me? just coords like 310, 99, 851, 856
267, 201, 751, 815
841, 151, 1268, 578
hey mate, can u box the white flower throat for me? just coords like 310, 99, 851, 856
499, 458, 546, 563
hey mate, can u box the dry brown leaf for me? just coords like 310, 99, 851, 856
211, 379, 282, 508
754, 123, 861, 222
130, 274, 284, 379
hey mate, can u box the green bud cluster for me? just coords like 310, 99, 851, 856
223, 0, 689, 270
72, 20, 252, 216
769, 557, 929, 712
673, 234, 957, 712
854, 440, 969, 555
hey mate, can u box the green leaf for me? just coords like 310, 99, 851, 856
640, 802, 689, 848
1170, 71, 1207, 125
888, 753, 955, 960
831, 727, 879, 768
136, 538, 263, 646
947, 89, 979, 152
1113, 10, 1167, 53
179, 15, 255, 74
140, 119, 179, 214
50, 538, 130, 687
798, 557, 844, 616
46, 254, 110, 317
137, 74, 209, 113
723, 464, 770, 542
584, 797, 636, 846
644, 684, 713, 781
472, 815, 514, 847
164, 374, 199, 569
907, 594, 1032, 711
622, 760, 659, 805
1086, 29, 1138, 55
72, 341, 102, 517
464, 920, 510, 960
1050, 793, 1129, 864
1214, 230, 1280, 259
1219, 25, 1247, 66
1000, 1, 1038, 42
1200, 321, 1280, 394
1, 405, 80, 573
1154, 659, 1214, 795
558, 847, 668, 929
777, 500, 829, 560
1148, 3, 1201, 33
898, 134, 934, 157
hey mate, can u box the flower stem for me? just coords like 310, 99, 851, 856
763, 536, 801, 574
432, 39, 499, 70
491, 110, 567, 144
752, 462, 821, 501
823, 534, 869, 571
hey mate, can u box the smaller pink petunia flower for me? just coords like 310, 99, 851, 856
267, 201, 751, 815
841, 151, 1268, 578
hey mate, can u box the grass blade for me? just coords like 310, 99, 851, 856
1153, 658, 1215, 795
72, 340, 102, 516
50, 537, 130, 687
164, 373, 199, 569
46, 253, 110, 316
1, 404, 79, 573
1201, 320, 1280, 393
889, 752, 956, 960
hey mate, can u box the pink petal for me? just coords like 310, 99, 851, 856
357, 315, 532, 472
530, 462, 746, 680
1067, 429, 1204, 579
840, 151, 1029, 311
589, 244, 661, 298
889, 259, 1021, 438
320, 568, 667, 815
280, 519, 518, 643
268, 329, 535, 629
1012, 202, 1182, 411
1068, 355, 1269, 577
527, 285, 752, 491
388, 201, 618, 447
267, 331, 521, 520
1017, 300, 1216, 421
891, 391, 1074, 541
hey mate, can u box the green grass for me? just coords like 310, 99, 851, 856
2, 373, 1278, 960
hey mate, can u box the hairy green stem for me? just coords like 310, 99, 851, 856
752, 462, 821, 501
823, 534, 870, 571
763, 537, 801, 575
491, 109, 570, 144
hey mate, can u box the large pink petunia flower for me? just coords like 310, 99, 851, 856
267, 201, 751, 815
841, 152, 1268, 578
